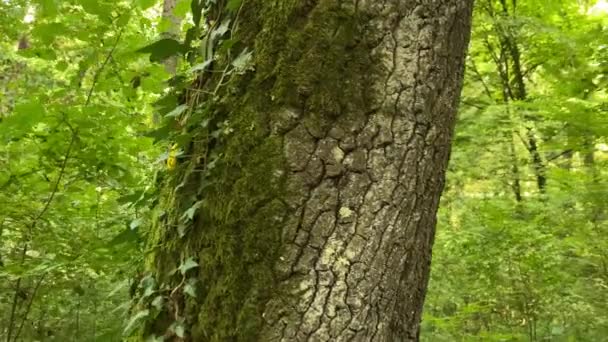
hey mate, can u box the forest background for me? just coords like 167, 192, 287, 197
0, 0, 606, 341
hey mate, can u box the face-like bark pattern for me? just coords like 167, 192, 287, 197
263, 1, 473, 341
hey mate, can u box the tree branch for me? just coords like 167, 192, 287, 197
12, 274, 46, 342
85, 29, 124, 106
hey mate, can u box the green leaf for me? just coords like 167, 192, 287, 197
107, 279, 129, 298
79, 0, 110, 16
178, 223, 188, 238
145, 335, 164, 342
165, 104, 188, 118
136, 0, 157, 10
130, 218, 143, 230
211, 19, 231, 40
144, 124, 172, 143
13, 102, 46, 125
36, 0, 59, 17
20, 47, 57, 60
32, 23, 68, 44
123, 309, 149, 336
1, 101, 46, 138
178, 257, 198, 275
231, 48, 253, 73
56, 60, 68, 71
181, 201, 202, 221
173, 0, 191, 16
136, 39, 185, 62
140, 275, 156, 292
227, 0, 242, 11
117, 12, 132, 27
191, 0, 204, 26
151, 295, 164, 310
146, 335, 165, 342
184, 278, 197, 298
109, 228, 139, 246
190, 59, 213, 73
142, 280, 157, 298
172, 322, 186, 338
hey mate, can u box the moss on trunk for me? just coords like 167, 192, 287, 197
142, 1, 382, 341
140, 0, 474, 341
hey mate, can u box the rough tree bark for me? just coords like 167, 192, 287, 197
143, 1, 473, 341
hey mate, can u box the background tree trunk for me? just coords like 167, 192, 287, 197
144, 1, 473, 341
161, 0, 181, 74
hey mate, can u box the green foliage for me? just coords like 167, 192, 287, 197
136, 38, 186, 63
0, 0, 165, 340
423, 1, 608, 340
1, 0, 606, 340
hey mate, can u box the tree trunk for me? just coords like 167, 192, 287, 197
143, 1, 473, 341
161, 0, 182, 74
490, 0, 547, 194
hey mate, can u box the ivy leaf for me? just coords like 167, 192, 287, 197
190, 59, 213, 73
136, 39, 185, 62
151, 295, 164, 310
146, 335, 164, 342
140, 275, 157, 298
165, 104, 188, 118
178, 223, 188, 238
140, 275, 156, 290
184, 278, 197, 298
211, 19, 231, 40
231, 48, 254, 73
181, 201, 202, 221
178, 257, 198, 275
172, 321, 186, 338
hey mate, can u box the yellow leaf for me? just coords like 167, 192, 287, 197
167, 143, 178, 170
